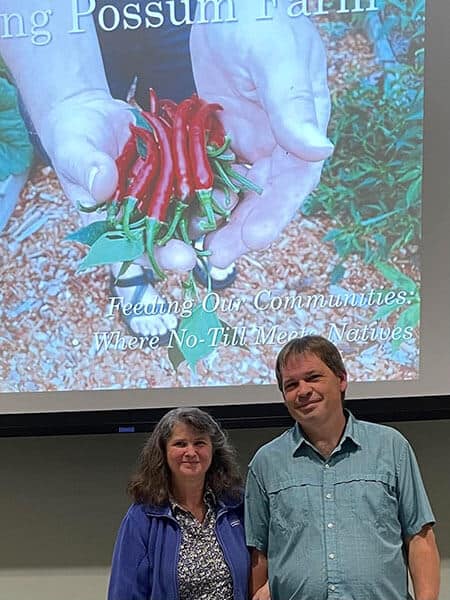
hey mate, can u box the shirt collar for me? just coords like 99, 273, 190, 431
169, 487, 216, 514
291, 409, 362, 455
343, 410, 362, 448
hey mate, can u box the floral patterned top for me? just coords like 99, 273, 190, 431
171, 492, 234, 600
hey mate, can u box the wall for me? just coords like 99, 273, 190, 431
0, 419, 448, 599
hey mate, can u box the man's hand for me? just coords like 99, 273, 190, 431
407, 525, 440, 600
250, 548, 269, 599
252, 580, 271, 600
190, 5, 332, 268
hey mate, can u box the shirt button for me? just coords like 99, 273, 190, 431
329, 584, 336, 591
328, 553, 336, 559
325, 464, 330, 469
326, 493, 332, 499
327, 522, 334, 528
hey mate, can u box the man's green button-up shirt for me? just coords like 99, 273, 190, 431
245, 412, 435, 600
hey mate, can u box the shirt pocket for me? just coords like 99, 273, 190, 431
267, 480, 312, 533
342, 472, 397, 529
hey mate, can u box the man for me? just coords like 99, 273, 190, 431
245, 335, 440, 600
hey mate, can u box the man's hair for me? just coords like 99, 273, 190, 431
127, 407, 242, 505
275, 335, 347, 395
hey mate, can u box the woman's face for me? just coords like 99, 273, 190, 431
166, 423, 213, 487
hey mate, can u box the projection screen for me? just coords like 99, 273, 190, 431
0, 0, 449, 427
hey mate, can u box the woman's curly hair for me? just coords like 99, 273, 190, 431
127, 407, 243, 505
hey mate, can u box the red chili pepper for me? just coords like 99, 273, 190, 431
208, 113, 226, 148
173, 97, 197, 201
143, 109, 172, 136
129, 155, 146, 180
114, 126, 138, 201
189, 102, 222, 188
139, 116, 174, 222
188, 101, 223, 230
159, 98, 177, 126
148, 87, 159, 115
138, 115, 175, 280
127, 157, 158, 215
126, 125, 160, 213
156, 97, 198, 246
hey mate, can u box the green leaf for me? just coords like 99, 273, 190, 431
129, 107, 152, 131
396, 303, 420, 330
323, 228, 342, 242
66, 220, 109, 246
391, 302, 420, 351
375, 261, 418, 294
334, 236, 352, 258
373, 303, 399, 321
330, 264, 346, 285
173, 298, 222, 368
397, 169, 420, 183
78, 231, 144, 271
360, 209, 400, 227
168, 341, 186, 371
0, 77, 33, 180
129, 108, 153, 158
405, 178, 421, 208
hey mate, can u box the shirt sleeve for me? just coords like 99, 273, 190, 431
396, 439, 435, 539
108, 506, 150, 600
244, 464, 270, 555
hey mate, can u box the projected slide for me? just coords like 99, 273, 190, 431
0, 0, 423, 393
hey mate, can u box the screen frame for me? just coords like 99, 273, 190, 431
1, 395, 449, 437
2, 1, 450, 433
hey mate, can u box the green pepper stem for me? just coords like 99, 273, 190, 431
129, 216, 147, 229
157, 201, 189, 246
122, 197, 138, 239
145, 217, 166, 280
223, 165, 263, 195
210, 196, 231, 220
183, 271, 201, 302
213, 151, 235, 162
212, 160, 240, 194
107, 200, 120, 227
207, 135, 231, 158
197, 256, 213, 293
195, 248, 212, 257
196, 189, 218, 231
178, 217, 191, 245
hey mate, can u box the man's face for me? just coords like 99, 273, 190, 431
280, 352, 347, 427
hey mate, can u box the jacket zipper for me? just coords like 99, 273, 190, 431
215, 508, 241, 600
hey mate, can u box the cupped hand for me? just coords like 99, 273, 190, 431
190, 7, 332, 268
39, 90, 196, 271
38, 90, 133, 208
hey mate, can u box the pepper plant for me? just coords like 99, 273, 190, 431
0, 56, 33, 181
303, 0, 424, 333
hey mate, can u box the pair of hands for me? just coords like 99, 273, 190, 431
40, 10, 332, 271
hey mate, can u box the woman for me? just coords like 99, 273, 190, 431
108, 407, 266, 600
